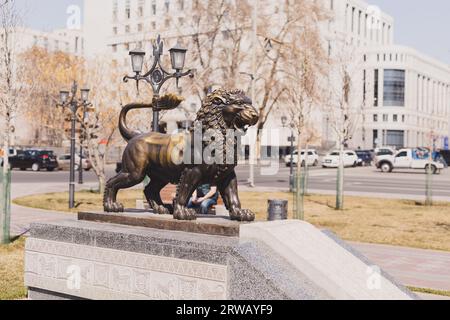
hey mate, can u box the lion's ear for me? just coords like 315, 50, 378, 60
157, 94, 184, 110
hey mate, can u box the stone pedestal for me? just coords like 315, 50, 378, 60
24, 213, 417, 300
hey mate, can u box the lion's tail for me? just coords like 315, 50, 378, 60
119, 103, 152, 142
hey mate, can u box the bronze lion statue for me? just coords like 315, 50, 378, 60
103, 89, 259, 221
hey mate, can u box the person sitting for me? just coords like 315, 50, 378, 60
187, 184, 219, 215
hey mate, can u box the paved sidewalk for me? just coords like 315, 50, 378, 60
10, 182, 95, 237
351, 242, 450, 292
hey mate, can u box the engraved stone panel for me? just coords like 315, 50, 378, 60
25, 238, 228, 300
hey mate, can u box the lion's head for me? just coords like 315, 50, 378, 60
196, 89, 259, 133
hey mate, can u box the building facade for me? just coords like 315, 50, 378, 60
353, 46, 450, 150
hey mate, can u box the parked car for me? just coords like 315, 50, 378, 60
57, 154, 92, 171
0, 148, 18, 167
439, 150, 450, 166
8, 150, 58, 172
375, 147, 395, 156
375, 148, 445, 174
284, 150, 319, 167
322, 150, 359, 168
355, 150, 374, 166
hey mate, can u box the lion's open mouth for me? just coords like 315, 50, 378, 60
233, 118, 250, 133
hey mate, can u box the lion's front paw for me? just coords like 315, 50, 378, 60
154, 205, 170, 215
173, 206, 197, 221
230, 208, 255, 222
104, 202, 124, 213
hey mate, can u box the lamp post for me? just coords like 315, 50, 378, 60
78, 88, 90, 185
59, 81, 91, 209
124, 35, 194, 132
282, 116, 295, 191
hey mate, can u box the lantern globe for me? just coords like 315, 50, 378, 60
59, 91, 70, 104
129, 49, 145, 73
81, 88, 90, 102
169, 43, 187, 71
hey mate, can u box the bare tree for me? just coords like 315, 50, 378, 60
81, 57, 124, 194
0, 0, 22, 171
253, 0, 330, 160
324, 40, 364, 210
187, 0, 251, 100
20, 47, 85, 146
282, 8, 329, 219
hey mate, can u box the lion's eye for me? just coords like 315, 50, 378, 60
213, 98, 224, 105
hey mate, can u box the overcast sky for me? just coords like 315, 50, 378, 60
15, 0, 450, 65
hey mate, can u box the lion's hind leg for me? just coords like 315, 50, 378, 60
144, 178, 171, 215
104, 171, 145, 213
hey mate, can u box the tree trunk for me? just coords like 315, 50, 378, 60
304, 143, 310, 196
295, 134, 304, 220
1, 125, 11, 244
425, 155, 433, 206
336, 142, 345, 210
98, 174, 106, 196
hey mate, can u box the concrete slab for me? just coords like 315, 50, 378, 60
240, 220, 417, 300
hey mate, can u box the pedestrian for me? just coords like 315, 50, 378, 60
187, 184, 219, 215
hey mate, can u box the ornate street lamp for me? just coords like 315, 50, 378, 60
124, 35, 194, 132
58, 81, 92, 209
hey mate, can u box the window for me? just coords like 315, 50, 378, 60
387, 131, 405, 149
138, 23, 143, 32
125, 0, 131, 19
152, 1, 157, 15
113, 0, 118, 20
402, 115, 406, 123
138, 0, 144, 17
383, 114, 388, 122
373, 114, 378, 122
165, 0, 170, 13
178, 0, 184, 10
396, 151, 407, 158
374, 69, 379, 106
393, 114, 398, 122
125, 25, 130, 33
113, 27, 118, 35
384, 69, 405, 106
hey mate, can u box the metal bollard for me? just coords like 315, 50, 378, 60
268, 199, 288, 221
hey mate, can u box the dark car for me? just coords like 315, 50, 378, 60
355, 150, 374, 166
439, 150, 450, 166
9, 150, 58, 172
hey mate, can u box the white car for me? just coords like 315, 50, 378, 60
322, 150, 359, 168
57, 154, 92, 171
284, 150, 319, 167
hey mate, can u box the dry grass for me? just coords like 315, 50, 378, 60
0, 238, 27, 300
13, 190, 450, 252
242, 192, 450, 252
407, 287, 450, 298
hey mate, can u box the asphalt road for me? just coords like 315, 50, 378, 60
10, 163, 450, 200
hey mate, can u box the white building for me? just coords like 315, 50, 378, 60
1, 27, 85, 145
354, 46, 450, 150
8, 27, 84, 56
83, 0, 450, 152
